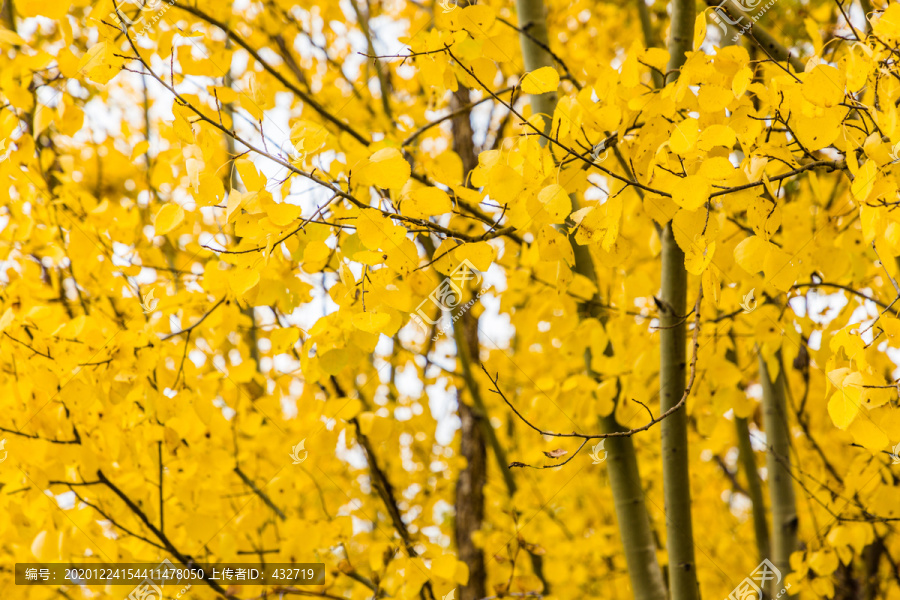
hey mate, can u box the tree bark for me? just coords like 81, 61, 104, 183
601, 413, 669, 600
660, 4, 700, 598
658, 221, 699, 600
759, 351, 798, 596
512, 1, 667, 598
636, 0, 664, 88
666, 0, 695, 84
735, 416, 770, 564
863, 538, 883, 600
448, 52, 489, 598
454, 311, 488, 600
514, 0, 558, 135
702, 0, 804, 73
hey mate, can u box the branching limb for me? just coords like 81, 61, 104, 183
488, 288, 703, 449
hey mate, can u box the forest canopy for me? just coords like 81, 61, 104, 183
1, 0, 900, 599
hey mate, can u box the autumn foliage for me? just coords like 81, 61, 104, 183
2, 0, 900, 599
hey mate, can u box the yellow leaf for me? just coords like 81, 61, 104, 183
685, 238, 716, 275
595, 379, 616, 417
698, 124, 736, 151
874, 4, 900, 41
351, 311, 391, 334
31, 530, 56, 561
357, 209, 391, 250
226, 190, 246, 224
537, 225, 575, 265
671, 175, 709, 210
521, 66, 560, 95
702, 265, 720, 308
431, 554, 458, 580
240, 92, 265, 122
697, 85, 734, 112
262, 196, 303, 227
828, 386, 861, 430
848, 416, 889, 451
763, 247, 802, 292
230, 268, 260, 298
733, 235, 771, 275
33, 105, 55, 136
407, 187, 452, 217
0, 307, 14, 333
851, 160, 876, 201
454, 241, 495, 271
130, 140, 149, 161
804, 18, 824, 56
357, 147, 411, 189
154, 204, 184, 236
536, 184, 571, 223
171, 103, 196, 145
693, 9, 708, 50
303, 241, 331, 273
802, 65, 845, 108
236, 159, 265, 191
459, 5, 496, 34
77, 41, 107, 73
732, 66, 753, 98
669, 118, 700, 155
791, 108, 842, 151
0, 27, 24, 46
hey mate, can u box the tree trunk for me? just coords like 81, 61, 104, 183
703, 0, 804, 72
636, 0, 664, 88
660, 4, 700, 598
454, 313, 488, 600
863, 538, 883, 600
759, 351, 798, 596
513, 0, 558, 134
602, 413, 669, 600
736, 416, 770, 564
512, 1, 667, 597
658, 221, 699, 600
448, 51, 489, 597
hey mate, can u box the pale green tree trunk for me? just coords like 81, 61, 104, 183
514, 2, 667, 598
601, 414, 669, 600
513, 0, 558, 133
636, 0, 664, 88
759, 352, 798, 596
735, 417, 770, 564
726, 338, 770, 566
718, 30, 768, 570
660, 3, 699, 600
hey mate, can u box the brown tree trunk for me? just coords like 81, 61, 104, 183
450, 62, 489, 598
454, 309, 488, 600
